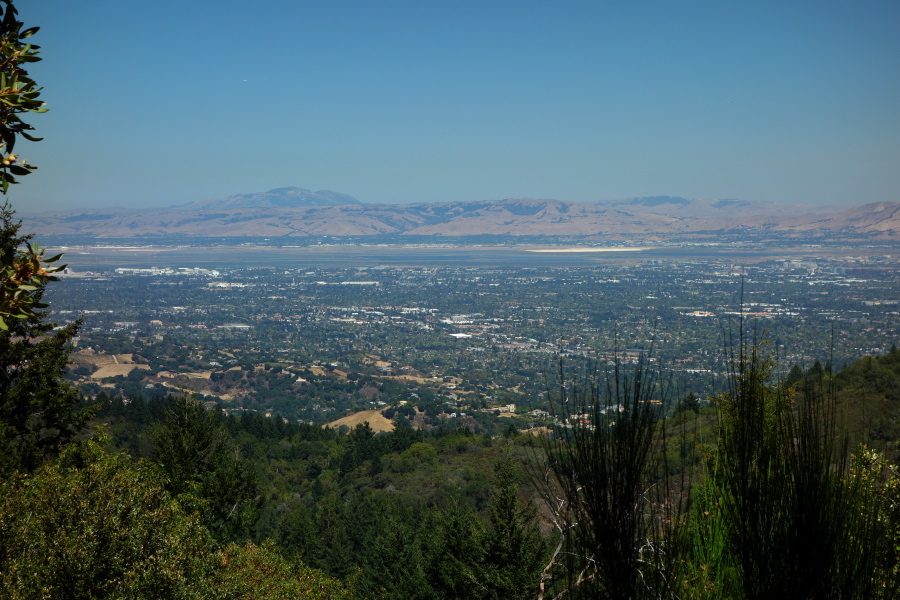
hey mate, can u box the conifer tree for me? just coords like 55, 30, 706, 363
152, 395, 259, 543
482, 458, 546, 599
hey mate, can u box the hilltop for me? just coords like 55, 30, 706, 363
22, 189, 900, 241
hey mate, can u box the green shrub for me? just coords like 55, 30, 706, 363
0, 436, 214, 599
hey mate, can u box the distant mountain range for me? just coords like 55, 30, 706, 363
22, 187, 900, 240
180, 187, 362, 210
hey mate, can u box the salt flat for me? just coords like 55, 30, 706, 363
527, 247, 649, 253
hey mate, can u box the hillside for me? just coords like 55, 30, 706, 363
84, 347, 900, 599
834, 347, 900, 456
22, 190, 900, 240
326, 409, 395, 434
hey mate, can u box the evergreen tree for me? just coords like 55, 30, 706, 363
356, 499, 434, 600
427, 500, 486, 600
275, 502, 320, 563
152, 395, 259, 543
482, 459, 546, 600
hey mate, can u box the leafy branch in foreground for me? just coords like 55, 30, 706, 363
0, 0, 59, 330
0, 0, 46, 193
0, 206, 87, 475
0, 2, 86, 475
0, 226, 65, 331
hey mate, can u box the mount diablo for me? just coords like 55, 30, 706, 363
181, 187, 363, 210
23, 188, 900, 240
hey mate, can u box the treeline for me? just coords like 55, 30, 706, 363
92, 391, 549, 599
3, 385, 552, 599
71, 346, 900, 598
4, 337, 900, 598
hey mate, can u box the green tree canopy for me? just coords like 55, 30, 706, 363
152, 395, 259, 543
0, 436, 215, 599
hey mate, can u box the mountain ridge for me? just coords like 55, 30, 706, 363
20, 190, 900, 240
181, 187, 363, 210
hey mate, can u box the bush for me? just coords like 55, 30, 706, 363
0, 436, 215, 599
211, 540, 356, 600
401, 442, 438, 465
705, 339, 881, 600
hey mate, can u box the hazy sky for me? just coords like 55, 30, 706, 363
10, 0, 900, 212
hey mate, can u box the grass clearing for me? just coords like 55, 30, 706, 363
326, 409, 394, 433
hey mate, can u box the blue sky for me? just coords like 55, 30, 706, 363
11, 0, 900, 212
